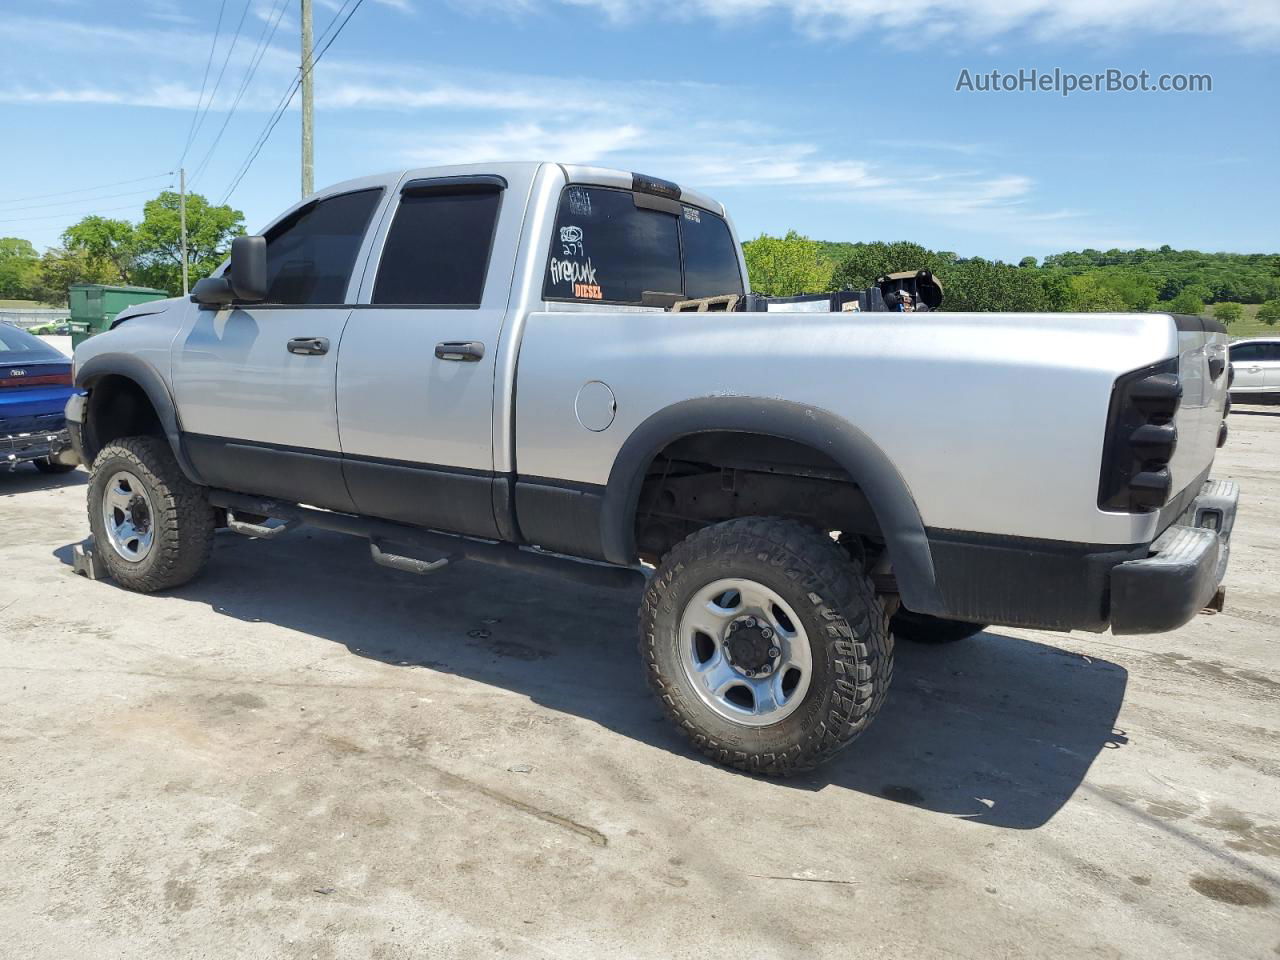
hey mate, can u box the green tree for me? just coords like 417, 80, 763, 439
0, 237, 39, 299
29, 247, 115, 305
1163, 286, 1208, 315
62, 216, 137, 284
1018, 256, 1038, 269
1258, 300, 1280, 326
1212, 302, 1243, 326
828, 241, 943, 290
132, 191, 244, 293
1066, 274, 1127, 311
742, 231, 832, 296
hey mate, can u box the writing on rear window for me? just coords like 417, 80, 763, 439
543, 185, 741, 306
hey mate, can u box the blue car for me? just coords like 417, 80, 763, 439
1, 323, 80, 474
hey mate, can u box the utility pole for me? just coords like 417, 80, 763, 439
300, 0, 314, 198
179, 167, 189, 296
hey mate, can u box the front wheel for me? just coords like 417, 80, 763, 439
87, 436, 216, 592
640, 517, 892, 776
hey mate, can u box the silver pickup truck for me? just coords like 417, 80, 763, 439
67, 161, 1238, 775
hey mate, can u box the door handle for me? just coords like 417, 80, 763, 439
435, 341, 485, 362
287, 337, 329, 356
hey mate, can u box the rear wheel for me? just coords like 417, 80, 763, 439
87, 436, 215, 592
640, 517, 892, 776
891, 609, 986, 644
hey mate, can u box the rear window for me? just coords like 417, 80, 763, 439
0, 325, 62, 363
543, 185, 741, 305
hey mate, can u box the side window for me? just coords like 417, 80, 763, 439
1265, 343, 1280, 362
262, 188, 382, 305
544, 186, 681, 304
1231, 343, 1262, 362
680, 206, 744, 299
373, 185, 502, 306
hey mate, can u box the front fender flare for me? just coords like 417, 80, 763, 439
75, 352, 203, 484
598, 396, 944, 616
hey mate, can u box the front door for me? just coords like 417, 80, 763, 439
171, 188, 385, 510
336, 177, 508, 539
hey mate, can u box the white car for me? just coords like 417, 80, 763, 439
1229, 338, 1280, 396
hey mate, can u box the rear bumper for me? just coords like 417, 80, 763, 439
922, 477, 1238, 634
2, 426, 76, 469
1109, 479, 1237, 634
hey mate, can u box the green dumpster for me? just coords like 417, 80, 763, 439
68, 284, 168, 349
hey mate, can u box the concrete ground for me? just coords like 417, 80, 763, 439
1, 408, 1277, 960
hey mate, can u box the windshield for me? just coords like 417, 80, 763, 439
0, 325, 64, 365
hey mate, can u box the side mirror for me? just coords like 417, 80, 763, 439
191, 235, 268, 306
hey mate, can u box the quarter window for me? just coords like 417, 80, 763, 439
681, 206, 744, 300
261, 188, 382, 305
373, 185, 502, 306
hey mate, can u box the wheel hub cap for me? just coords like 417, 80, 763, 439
724, 618, 779, 675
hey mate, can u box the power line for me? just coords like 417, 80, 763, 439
178, 0, 229, 167
0, 197, 171, 225
220, 0, 367, 204
189, 0, 291, 189
183, 0, 254, 170
0, 172, 172, 206
0, 187, 173, 216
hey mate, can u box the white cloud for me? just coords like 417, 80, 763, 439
506, 0, 1280, 47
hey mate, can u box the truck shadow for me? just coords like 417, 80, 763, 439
55, 526, 1128, 831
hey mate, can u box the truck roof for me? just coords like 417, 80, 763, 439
306, 161, 726, 219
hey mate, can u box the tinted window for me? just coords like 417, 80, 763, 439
1230, 343, 1269, 362
680, 205, 744, 299
544, 186, 681, 304
373, 187, 501, 306
0, 324, 62, 363
262, 189, 381, 304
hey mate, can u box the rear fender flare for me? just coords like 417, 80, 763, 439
599, 396, 944, 615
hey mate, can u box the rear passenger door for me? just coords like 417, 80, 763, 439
336, 175, 509, 539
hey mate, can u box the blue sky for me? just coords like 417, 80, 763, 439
0, 0, 1276, 261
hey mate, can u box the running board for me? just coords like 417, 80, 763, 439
226, 509, 297, 539
370, 538, 451, 575
206, 489, 644, 591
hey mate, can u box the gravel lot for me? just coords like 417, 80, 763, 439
1, 403, 1277, 959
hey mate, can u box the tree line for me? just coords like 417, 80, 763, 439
743, 232, 1280, 325
0, 192, 244, 303
2, 196, 1278, 329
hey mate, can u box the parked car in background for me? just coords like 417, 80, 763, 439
1, 323, 79, 473
1229, 338, 1280, 397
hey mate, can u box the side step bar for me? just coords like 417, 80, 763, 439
207, 489, 644, 591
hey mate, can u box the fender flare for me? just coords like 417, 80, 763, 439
75, 353, 203, 484
598, 396, 944, 616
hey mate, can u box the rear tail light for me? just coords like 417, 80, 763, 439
1098, 358, 1181, 512
0, 369, 73, 389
